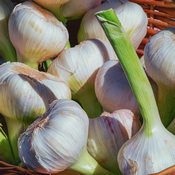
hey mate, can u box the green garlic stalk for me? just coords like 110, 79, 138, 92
0, 0, 16, 61
96, 9, 175, 174
0, 123, 15, 164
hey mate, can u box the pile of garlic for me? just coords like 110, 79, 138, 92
0, 0, 174, 175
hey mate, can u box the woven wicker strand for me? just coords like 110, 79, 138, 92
0, 161, 41, 175
131, 0, 175, 56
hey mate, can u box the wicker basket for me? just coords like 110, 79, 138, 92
1, 0, 175, 174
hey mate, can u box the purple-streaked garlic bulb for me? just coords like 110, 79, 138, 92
88, 110, 141, 173
18, 100, 113, 175
95, 60, 139, 114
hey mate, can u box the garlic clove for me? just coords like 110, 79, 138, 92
95, 60, 139, 114
144, 28, 175, 127
0, 0, 16, 61
8, 1, 69, 69
48, 39, 112, 117
78, 1, 147, 51
0, 62, 71, 162
18, 99, 113, 175
88, 110, 141, 173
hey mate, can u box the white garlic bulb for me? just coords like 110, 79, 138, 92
88, 110, 141, 173
144, 28, 175, 127
95, 60, 139, 114
9, 1, 69, 69
0, 62, 71, 161
48, 39, 112, 117
0, 0, 16, 61
118, 124, 175, 175
18, 99, 113, 175
18, 99, 89, 174
78, 1, 147, 50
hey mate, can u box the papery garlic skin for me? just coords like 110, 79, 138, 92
48, 39, 112, 116
88, 110, 140, 173
144, 28, 175, 126
78, 1, 147, 50
118, 125, 175, 175
18, 99, 89, 174
0, 62, 71, 121
144, 29, 175, 88
60, 0, 102, 20
48, 39, 111, 94
9, 1, 68, 68
95, 60, 138, 114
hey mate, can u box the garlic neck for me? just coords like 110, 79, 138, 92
71, 148, 114, 175
157, 82, 175, 127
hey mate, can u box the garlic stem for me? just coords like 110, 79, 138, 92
157, 83, 175, 127
71, 148, 114, 175
5, 118, 23, 164
95, 9, 161, 136
0, 35, 16, 62
73, 85, 102, 117
0, 124, 15, 164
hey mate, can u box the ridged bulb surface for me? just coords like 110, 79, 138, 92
118, 125, 175, 174
0, 62, 71, 122
18, 99, 89, 174
95, 60, 138, 114
78, 1, 147, 50
9, 1, 68, 65
48, 39, 111, 94
144, 28, 175, 88
88, 110, 141, 172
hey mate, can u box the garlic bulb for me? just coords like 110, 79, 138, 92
0, 0, 16, 61
18, 99, 113, 175
9, 1, 69, 69
95, 60, 139, 114
78, 1, 147, 51
144, 28, 175, 127
0, 62, 71, 162
48, 39, 112, 117
88, 110, 141, 173
96, 9, 175, 174
34, 0, 102, 21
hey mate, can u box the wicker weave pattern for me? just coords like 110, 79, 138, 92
131, 0, 175, 56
